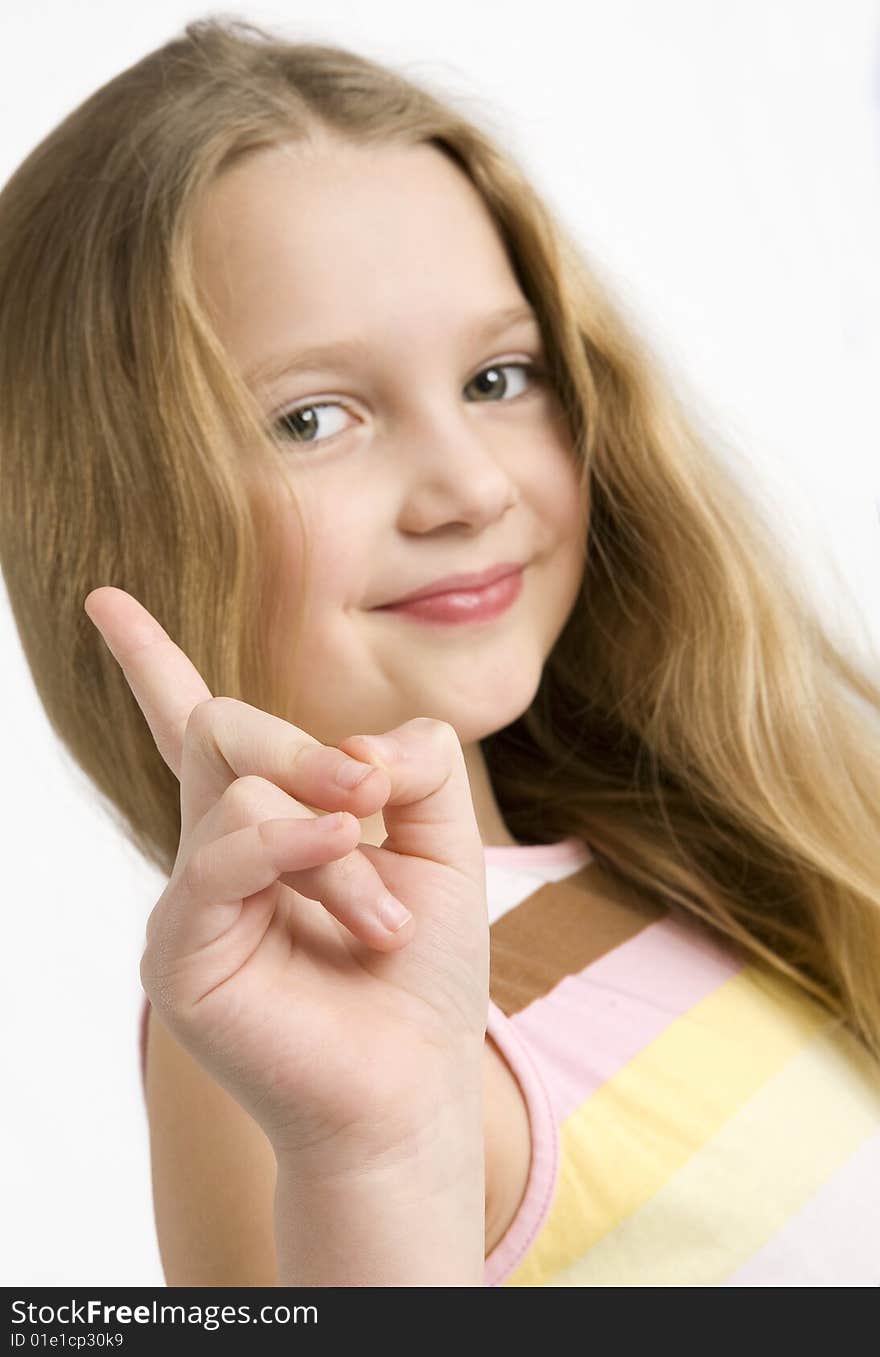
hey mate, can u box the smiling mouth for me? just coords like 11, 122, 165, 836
374, 561, 525, 609
372, 566, 525, 625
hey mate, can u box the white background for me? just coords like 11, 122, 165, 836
2, 1, 879, 1286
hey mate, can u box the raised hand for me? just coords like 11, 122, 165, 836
83, 586, 489, 1165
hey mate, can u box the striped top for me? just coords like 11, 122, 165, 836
137, 836, 880, 1286
480, 836, 880, 1287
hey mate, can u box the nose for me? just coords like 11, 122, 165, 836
392, 399, 519, 533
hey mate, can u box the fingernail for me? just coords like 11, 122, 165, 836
335, 758, 377, 789
378, 893, 412, 932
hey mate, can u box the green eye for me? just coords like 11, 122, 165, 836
272, 360, 545, 451
465, 361, 541, 401
274, 403, 350, 446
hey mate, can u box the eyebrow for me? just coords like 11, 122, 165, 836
244, 302, 540, 386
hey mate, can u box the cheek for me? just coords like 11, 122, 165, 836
272, 491, 369, 610
529, 438, 588, 538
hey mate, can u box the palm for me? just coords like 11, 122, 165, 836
180, 851, 487, 1152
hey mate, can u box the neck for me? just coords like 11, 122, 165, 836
463, 742, 521, 848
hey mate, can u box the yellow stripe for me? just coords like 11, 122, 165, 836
503, 965, 869, 1286
551, 1022, 880, 1285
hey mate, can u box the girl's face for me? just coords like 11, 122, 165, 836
194, 135, 587, 755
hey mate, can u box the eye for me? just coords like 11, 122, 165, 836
272, 401, 353, 449
270, 360, 545, 451
463, 360, 542, 403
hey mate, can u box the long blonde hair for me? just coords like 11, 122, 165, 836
1, 18, 878, 1063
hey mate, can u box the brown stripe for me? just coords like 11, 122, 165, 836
489, 862, 668, 1017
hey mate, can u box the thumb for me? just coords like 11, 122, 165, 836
338, 717, 483, 882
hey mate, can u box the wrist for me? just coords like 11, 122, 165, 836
270, 1043, 486, 1172
273, 1109, 486, 1287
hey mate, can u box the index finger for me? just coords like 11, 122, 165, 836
83, 585, 392, 847
83, 585, 214, 782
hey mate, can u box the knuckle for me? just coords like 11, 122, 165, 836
206, 695, 242, 715
422, 716, 460, 752
224, 774, 270, 815
185, 694, 241, 741
181, 843, 212, 900
402, 715, 457, 743
218, 775, 298, 837
183, 696, 220, 743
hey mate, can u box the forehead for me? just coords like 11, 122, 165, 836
191, 139, 522, 349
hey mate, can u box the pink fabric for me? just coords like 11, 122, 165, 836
483, 835, 592, 869
510, 909, 746, 1125
483, 997, 560, 1286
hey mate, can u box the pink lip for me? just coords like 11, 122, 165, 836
376, 561, 524, 608
374, 566, 524, 625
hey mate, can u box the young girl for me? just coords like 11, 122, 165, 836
1, 17, 879, 1287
